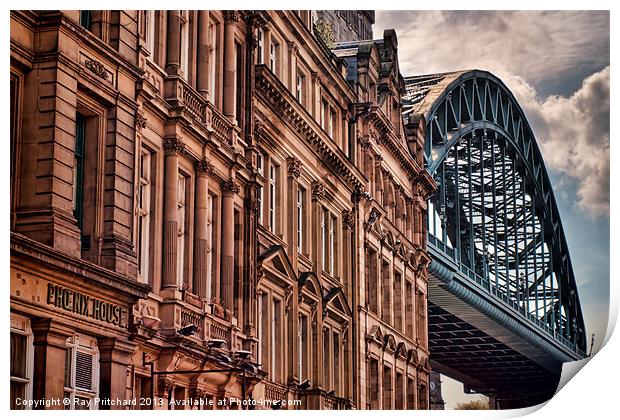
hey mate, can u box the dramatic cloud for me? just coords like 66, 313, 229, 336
504, 67, 610, 217
375, 11, 609, 95
374, 11, 610, 217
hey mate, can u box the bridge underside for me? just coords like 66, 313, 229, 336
427, 270, 562, 407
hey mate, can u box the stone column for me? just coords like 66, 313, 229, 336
31, 320, 74, 409
98, 337, 136, 410
196, 11, 210, 97
162, 137, 185, 289
223, 11, 240, 119
288, 42, 298, 93
166, 10, 181, 75
193, 159, 214, 300
220, 179, 239, 313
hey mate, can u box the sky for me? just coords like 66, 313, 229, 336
374, 10, 610, 409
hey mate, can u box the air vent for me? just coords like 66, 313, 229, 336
75, 351, 93, 391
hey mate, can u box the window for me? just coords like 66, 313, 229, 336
321, 99, 328, 130
10, 315, 33, 410
257, 153, 264, 225
79, 11, 92, 30
383, 365, 393, 409
406, 280, 414, 337
271, 297, 282, 381
297, 187, 305, 253
367, 248, 378, 313
74, 113, 86, 232
180, 11, 190, 79
269, 41, 279, 75
269, 162, 278, 234
208, 21, 219, 103
298, 313, 309, 382
207, 193, 218, 299
177, 173, 188, 289
296, 72, 305, 104
321, 208, 328, 269
64, 334, 98, 410
332, 330, 341, 394
394, 271, 403, 331
329, 214, 336, 275
328, 107, 335, 138
145, 10, 156, 55
382, 260, 391, 323
396, 372, 404, 410
234, 42, 244, 126
257, 28, 264, 64
407, 377, 415, 409
417, 290, 427, 343
137, 149, 152, 284
369, 358, 379, 409
258, 292, 268, 366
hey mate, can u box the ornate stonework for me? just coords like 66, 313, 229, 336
311, 181, 326, 202
342, 209, 356, 231
84, 58, 110, 80
195, 159, 215, 175
286, 157, 302, 178
221, 180, 240, 195
163, 137, 186, 154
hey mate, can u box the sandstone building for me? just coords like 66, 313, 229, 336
9, 10, 435, 410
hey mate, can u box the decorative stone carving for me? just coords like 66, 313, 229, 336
245, 196, 260, 215
135, 113, 147, 131
195, 159, 215, 175
364, 209, 379, 232
342, 209, 355, 231
163, 138, 186, 154
286, 157, 302, 178
157, 377, 174, 396
288, 41, 299, 55
84, 59, 110, 80
225, 10, 241, 23
221, 180, 240, 195
311, 181, 326, 202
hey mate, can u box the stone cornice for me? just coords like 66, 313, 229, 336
255, 65, 365, 192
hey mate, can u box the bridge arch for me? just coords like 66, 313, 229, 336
403, 70, 586, 354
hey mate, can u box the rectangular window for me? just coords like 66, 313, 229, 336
64, 334, 98, 410
367, 248, 378, 313
369, 359, 379, 409
297, 187, 305, 254
321, 208, 328, 269
180, 11, 189, 79
10, 316, 32, 410
296, 72, 305, 104
382, 260, 391, 324
396, 372, 404, 410
137, 149, 152, 284
328, 107, 335, 138
406, 280, 414, 336
258, 292, 268, 366
269, 162, 278, 234
208, 193, 218, 300
146, 10, 156, 55
299, 313, 309, 382
329, 214, 336, 275
269, 41, 279, 75
407, 377, 416, 409
257, 153, 264, 225
271, 298, 282, 381
177, 173, 187, 289
333, 330, 340, 394
234, 42, 244, 126
394, 271, 403, 331
74, 113, 86, 231
208, 22, 218, 103
323, 327, 331, 390
321, 99, 328, 130
383, 365, 393, 410
257, 28, 264, 64
79, 11, 92, 30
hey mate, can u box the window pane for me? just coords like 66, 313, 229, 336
10, 381, 26, 409
10, 333, 26, 378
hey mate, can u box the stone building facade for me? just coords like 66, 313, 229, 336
9, 10, 434, 410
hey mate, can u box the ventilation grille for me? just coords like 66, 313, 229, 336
75, 351, 93, 391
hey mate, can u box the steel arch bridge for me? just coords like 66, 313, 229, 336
403, 70, 587, 407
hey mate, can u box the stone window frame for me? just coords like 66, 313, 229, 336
10, 313, 34, 410
64, 332, 100, 410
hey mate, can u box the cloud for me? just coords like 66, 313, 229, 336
502, 67, 610, 217
375, 11, 609, 95
373, 11, 610, 217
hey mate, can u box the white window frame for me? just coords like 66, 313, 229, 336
321, 208, 327, 269
180, 11, 190, 79
64, 333, 99, 410
137, 149, 151, 284
257, 28, 264, 64
329, 214, 336, 275
10, 314, 33, 410
297, 187, 304, 254
270, 41, 279, 75
269, 162, 277, 234
296, 72, 304, 104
